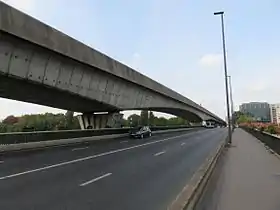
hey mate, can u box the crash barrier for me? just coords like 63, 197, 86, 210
0, 127, 203, 153
0, 125, 201, 145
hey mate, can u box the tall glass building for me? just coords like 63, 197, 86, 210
239, 102, 271, 122
270, 104, 280, 124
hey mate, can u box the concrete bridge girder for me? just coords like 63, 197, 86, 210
0, 34, 221, 124
0, 1, 225, 126
0, 34, 211, 121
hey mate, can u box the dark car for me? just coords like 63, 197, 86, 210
129, 126, 152, 139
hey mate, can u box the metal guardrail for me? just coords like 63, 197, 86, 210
0, 127, 202, 154
0, 125, 200, 145
0, 128, 130, 145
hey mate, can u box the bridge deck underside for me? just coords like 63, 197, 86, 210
0, 73, 117, 113
0, 74, 203, 122
0, 2, 224, 124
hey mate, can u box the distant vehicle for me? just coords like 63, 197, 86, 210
204, 121, 215, 128
129, 126, 152, 139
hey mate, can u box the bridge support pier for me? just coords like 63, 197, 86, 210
189, 122, 202, 127
77, 112, 123, 130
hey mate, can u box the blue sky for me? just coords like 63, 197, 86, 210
1, 0, 280, 119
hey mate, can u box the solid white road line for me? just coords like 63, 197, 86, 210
0, 132, 194, 180
72, 147, 89, 151
181, 143, 186, 146
154, 151, 166, 156
80, 173, 112, 187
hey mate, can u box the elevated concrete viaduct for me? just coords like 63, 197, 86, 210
0, 2, 225, 129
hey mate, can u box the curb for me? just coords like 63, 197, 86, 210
168, 139, 225, 210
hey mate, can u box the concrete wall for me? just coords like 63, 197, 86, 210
0, 128, 130, 145
0, 2, 224, 124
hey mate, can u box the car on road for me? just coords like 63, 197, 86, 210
129, 126, 152, 139
204, 121, 216, 128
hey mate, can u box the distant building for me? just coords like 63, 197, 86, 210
239, 102, 271, 122
270, 104, 280, 124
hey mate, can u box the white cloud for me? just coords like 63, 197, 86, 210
199, 53, 223, 68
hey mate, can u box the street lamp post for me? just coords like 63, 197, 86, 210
214, 11, 232, 144
148, 110, 150, 126
228, 75, 234, 121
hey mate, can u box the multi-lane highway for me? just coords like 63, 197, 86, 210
0, 128, 227, 210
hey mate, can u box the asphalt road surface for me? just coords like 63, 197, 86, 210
0, 128, 227, 210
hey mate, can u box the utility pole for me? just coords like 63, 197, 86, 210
228, 75, 234, 124
214, 11, 232, 144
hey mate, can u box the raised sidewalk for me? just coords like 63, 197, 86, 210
196, 128, 280, 210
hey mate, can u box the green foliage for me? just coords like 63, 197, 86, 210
266, 125, 276, 134
2, 115, 19, 125
0, 123, 8, 133
65, 111, 74, 126
234, 111, 253, 124
167, 117, 188, 125
149, 111, 155, 125
127, 114, 141, 127
0, 112, 80, 133
126, 112, 189, 127
0, 111, 190, 133
154, 117, 168, 126
140, 110, 149, 125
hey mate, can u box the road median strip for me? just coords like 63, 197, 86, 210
0, 128, 198, 154
0, 133, 128, 154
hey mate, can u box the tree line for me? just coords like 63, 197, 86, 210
124, 111, 189, 127
0, 111, 80, 133
233, 111, 253, 124
0, 110, 189, 133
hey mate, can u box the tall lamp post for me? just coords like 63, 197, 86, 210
228, 75, 234, 122
214, 11, 232, 144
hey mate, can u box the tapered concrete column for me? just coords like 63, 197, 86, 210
77, 114, 94, 130
189, 122, 203, 127
78, 112, 123, 130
